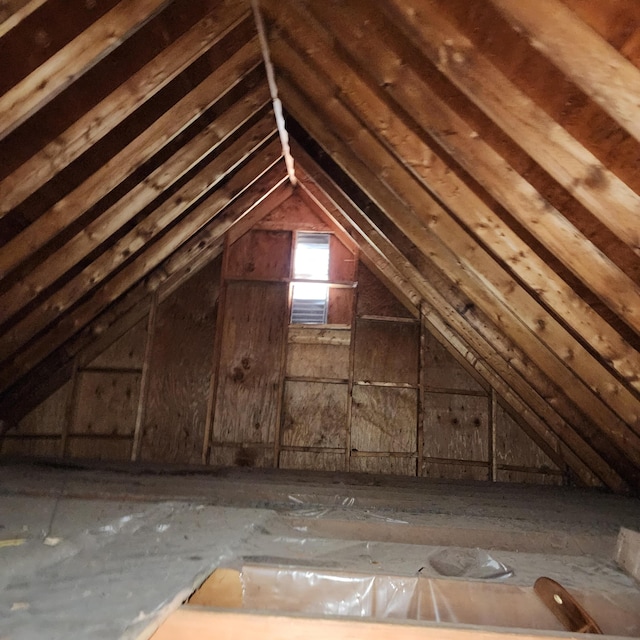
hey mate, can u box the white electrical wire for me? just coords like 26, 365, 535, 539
251, 0, 297, 186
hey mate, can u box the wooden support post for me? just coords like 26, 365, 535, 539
131, 292, 158, 462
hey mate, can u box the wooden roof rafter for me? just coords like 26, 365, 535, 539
0, 0, 254, 217
260, 7, 640, 485
261, 0, 640, 398
292, 142, 619, 492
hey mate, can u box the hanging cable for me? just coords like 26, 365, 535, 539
251, 0, 297, 186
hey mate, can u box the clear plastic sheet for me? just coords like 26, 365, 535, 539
285, 493, 408, 523
426, 547, 513, 580
236, 563, 640, 635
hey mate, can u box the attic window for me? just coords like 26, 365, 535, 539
290, 232, 330, 324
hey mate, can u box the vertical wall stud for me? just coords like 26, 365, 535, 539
417, 303, 426, 477
345, 252, 360, 472
60, 359, 80, 457
131, 292, 158, 462
490, 388, 498, 482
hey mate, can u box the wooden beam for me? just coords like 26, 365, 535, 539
490, 0, 640, 143
285, 87, 636, 490
294, 151, 618, 491
0, 0, 47, 38
0, 1, 253, 216
378, 0, 640, 257
0, 37, 262, 280
262, 7, 640, 396
0, 150, 285, 392
148, 605, 598, 640
0, 0, 173, 141
294, 0, 640, 341
0, 84, 271, 328
272, 49, 640, 454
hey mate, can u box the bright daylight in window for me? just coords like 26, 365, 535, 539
290, 232, 330, 324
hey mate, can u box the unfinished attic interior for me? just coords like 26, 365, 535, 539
1, 0, 640, 637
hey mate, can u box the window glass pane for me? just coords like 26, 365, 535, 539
291, 233, 331, 324
294, 233, 330, 280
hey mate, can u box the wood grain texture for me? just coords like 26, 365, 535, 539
213, 281, 288, 445
329, 234, 357, 282
210, 444, 274, 468
423, 332, 484, 394
496, 469, 562, 486
139, 258, 220, 464
280, 450, 346, 472
353, 319, 419, 385
494, 402, 559, 472
71, 371, 141, 437
328, 287, 354, 325
226, 229, 292, 280
423, 393, 489, 462
356, 263, 413, 318
422, 461, 490, 482
65, 436, 132, 461
351, 385, 418, 453
88, 318, 147, 370
350, 455, 416, 476
256, 192, 331, 232
16, 378, 71, 436
281, 380, 348, 448
286, 327, 350, 379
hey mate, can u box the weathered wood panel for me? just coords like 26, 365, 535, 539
286, 327, 351, 379
329, 234, 357, 282
423, 393, 489, 462
226, 229, 292, 280
256, 193, 331, 232
71, 371, 141, 436
281, 380, 348, 448
424, 332, 484, 393
353, 319, 419, 384
66, 436, 132, 461
280, 450, 346, 471
356, 263, 413, 318
210, 444, 274, 468
213, 281, 288, 445
17, 379, 71, 437
140, 258, 221, 464
328, 287, 354, 325
88, 318, 147, 369
351, 385, 418, 452
495, 402, 560, 472
350, 455, 416, 476
422, 461, 490, 482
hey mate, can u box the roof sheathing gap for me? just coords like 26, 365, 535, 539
251, 0, 297, 186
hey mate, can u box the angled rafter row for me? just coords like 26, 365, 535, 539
0, 0, 253, 216
0, 37, 263, 280
0, 0, 173, 141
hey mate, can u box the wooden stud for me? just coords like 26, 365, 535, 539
0, 0, 173, 141
0, 2, 253, 216
490, 0, 640, 143
295, 152, 624, 491
276, 71, 640, 474
0, 86, 271, 329
131, 292, 157, 462
380, 0, 640, 257
265, 0, 640, 392
0, 145, 283, 392
0, 37, 262, 279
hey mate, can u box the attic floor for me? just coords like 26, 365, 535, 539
0, 461, 639, 639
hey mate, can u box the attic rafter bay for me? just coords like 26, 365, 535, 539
260, 1, 640, 397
